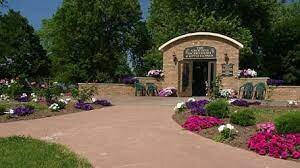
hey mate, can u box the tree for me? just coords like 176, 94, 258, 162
0, 10, 48, 79
145, 0, 253, 71
39, 0, 146, 82
263, 2, 300, 84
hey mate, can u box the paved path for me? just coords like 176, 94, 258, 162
0, 97, 299, 168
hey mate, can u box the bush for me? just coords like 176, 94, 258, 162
0, 105, 6, 115
230, 109, 256, 126
275, 112, 300, 134
205, 99, 229, 118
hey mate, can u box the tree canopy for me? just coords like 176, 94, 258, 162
39, 0, 148, 83
0, 10, 48, 79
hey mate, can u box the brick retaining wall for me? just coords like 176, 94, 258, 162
269, 86, 300, 101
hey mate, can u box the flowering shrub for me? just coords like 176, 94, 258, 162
174, 102, 186, 113
48, 99, 69, 112
92, 98, 112, 106
121, 76, 139, 85
10, 106, 34, 116
182, 115, 224, 132
248, 132, 300, 159
287, 100, 298, 107
158, 87, 177, 97
257, 122, 276, 134
31, 93, 38, 102
267, 79, 284, 86
185, 99, 209, 115
0, 94, 9, 101
16, 93, 29, 102
147, 70, 164, 79
215, 124, 238, 142
49, 103, 60, 112
219, 89, 237, 99
75, 102, 94, 111
238, 69, 257, 78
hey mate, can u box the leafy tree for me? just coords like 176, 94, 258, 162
145, 0, 254, 71
263, 2, 300, 84
39, 0, 146, 82
0, 10, 49, 79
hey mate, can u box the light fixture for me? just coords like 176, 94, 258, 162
173, 53, 178, 65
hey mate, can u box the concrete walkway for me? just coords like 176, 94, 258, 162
0, 97, 298, 168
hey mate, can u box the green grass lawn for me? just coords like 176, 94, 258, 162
0, 136, 92, 168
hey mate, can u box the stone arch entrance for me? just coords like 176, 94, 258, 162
159, 32, 244, 97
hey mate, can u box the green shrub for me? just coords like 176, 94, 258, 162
275, 112, 300, 134
205, 99, 229, 118
230, 109, 256, 126
0, 105, 6, 115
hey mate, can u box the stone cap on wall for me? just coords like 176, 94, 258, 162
158, 32, 244, 51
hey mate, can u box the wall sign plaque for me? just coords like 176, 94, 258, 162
222, 63, 234, 77
184, 46, 216, 59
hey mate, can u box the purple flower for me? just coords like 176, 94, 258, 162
12, 106, 34, 116
267, 79, 284, 86
93, 99, 112, 106
121, 76, 139, 85
75, 102, 94, 111
159, 87, 177, 97
186, 100, 209, 115
231, 99, 249, 107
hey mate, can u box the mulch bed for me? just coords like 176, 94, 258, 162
0, 103, 104, 123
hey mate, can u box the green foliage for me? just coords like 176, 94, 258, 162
263, 3, 300, 84
209, 76, 223, 100
230, 109, 256, 126
205, 99, 230, 118
275, 112, 300, 134
0, 10, 49, 79
214, 128, 236, 142
0, 104, 6, 115
39, 0, 148, 82
5, 81, 22, 99
0, 136, 92, 168
76, 85, 97, 102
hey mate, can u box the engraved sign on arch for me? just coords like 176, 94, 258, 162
184, 46, 216, 59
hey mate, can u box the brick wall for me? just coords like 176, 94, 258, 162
78, 77, 163, 97
268, 86, 300, 101
162, 35, 240, 96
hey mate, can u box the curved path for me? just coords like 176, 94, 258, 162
0, 97, 298, 168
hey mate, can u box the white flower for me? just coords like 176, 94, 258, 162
66, 98, 71, 102
60, 93, 64, 96
9, 109, 14, 114
174, 102, 186, 112
218, 125, 226, 132
59, 99, 68, 105
49, 103, 60, 111
53, 82, 58, 85
226, 124, 235, 130
228, 99, 236, 104
92, 98, 97, 103
21, 93, 27, 98
288, 100, 298, 106
187, 98, 196, 102
32, 98, 38, 102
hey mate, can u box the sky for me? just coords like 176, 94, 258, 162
3, 0, 150, 29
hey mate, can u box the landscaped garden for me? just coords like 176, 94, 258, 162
173, 98, 300, 162
0, 136, 92, 168
0, 78, 112, 123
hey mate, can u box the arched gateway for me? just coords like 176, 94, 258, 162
159, 32, 244, 97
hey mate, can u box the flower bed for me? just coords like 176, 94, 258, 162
182, 115, 224, 131
185, 99, 209, 115
147, 70, 164, 79
238, 69, 257, 78
159, 87, 177, 97
173, 100, 300, 162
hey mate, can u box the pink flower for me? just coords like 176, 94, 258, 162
292, 151, 300, 159
280, 151, 289, 159
182, 116, 223, 132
